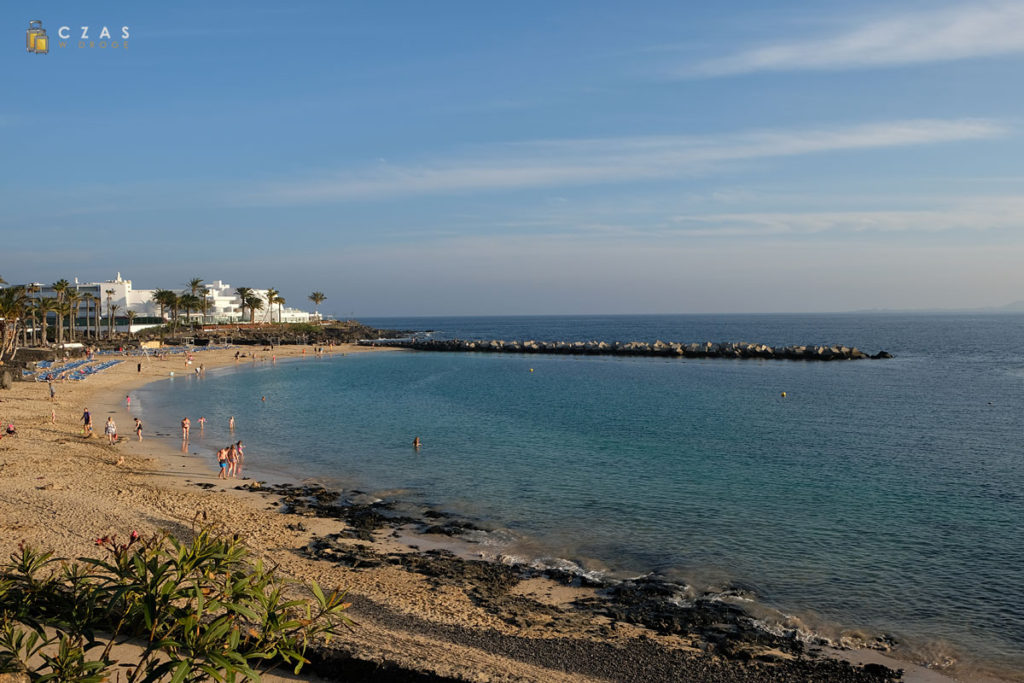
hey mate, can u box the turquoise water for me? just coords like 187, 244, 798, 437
137, 313, 1024, 677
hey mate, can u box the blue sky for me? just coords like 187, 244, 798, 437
4, 1, 1024, 315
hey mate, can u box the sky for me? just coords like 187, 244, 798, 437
3, 1, 1024, 316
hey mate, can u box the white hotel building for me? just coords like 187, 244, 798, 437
25, 274, 318, 331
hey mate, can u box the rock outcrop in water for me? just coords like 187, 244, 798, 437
360, 338, 894, 361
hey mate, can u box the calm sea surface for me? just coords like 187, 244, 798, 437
137, 313, 1024, 677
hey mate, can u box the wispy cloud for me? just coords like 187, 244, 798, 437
250, 118, 1005, 204
688, 3, 1024, 76
665, 196, 1024, 237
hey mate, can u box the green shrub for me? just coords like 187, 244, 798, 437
0, 530, 352, 682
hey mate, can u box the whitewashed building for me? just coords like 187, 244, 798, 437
21, 274, 318, 332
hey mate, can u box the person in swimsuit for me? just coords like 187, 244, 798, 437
229, 416, 235, 431
217, 448, 228, 479
134, 418, 143, 441
82, 408, 92, 435
181, 417, 191, 440
234, 441, 244, 477
227, 443, 238, 478
104, 417, 117, 445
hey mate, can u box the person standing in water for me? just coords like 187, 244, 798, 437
181, 417, 191, 441
229, 416, 235, 431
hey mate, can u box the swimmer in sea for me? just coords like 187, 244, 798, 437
413, 436, 421, 450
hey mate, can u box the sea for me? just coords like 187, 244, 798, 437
135, 313, 1024, 679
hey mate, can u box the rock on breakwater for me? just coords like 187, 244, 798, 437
359, 338, 894, 361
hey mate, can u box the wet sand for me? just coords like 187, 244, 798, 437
0, 344, 959, 681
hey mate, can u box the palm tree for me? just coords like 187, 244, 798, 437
105, 289, 115, 339
264, 288, 280, 323
152, 289, 176, 324
275, 295, 286, 323
169, 294, 182, 331
125, 309, 137, 338
243, 293, 264, 324
26, 284, 40, 346
234, 287, 253, 322
91, 295, 101, 341
51, 279, 70, 346
0, 285, 27, 361
308, 291, 326, 321
109, 303, 121, 338
67, 290, 83, 342
200, 288, 211, 324
37, 297, 56, 346
57, 299, 73, 345
179, 293, 202, 329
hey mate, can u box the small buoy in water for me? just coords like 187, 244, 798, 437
169, 371, 174, 377
780, 391, 787, 398
530, 368, 534, 373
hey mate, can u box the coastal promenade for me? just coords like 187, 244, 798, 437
360, 337, 894, 361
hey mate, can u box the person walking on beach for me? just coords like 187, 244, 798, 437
125, 395, 131, 408
134, 418, 143, 441
104, 417, 117, 445
227, 443, 238, 478
234, 440, 244, 477
181, 417, 191, 441
48, 380, 55, 402
216, 447, 229, 479
82, 408, 92, 436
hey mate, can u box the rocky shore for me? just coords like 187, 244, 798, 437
233, 482, 904, 683
359, 338, 894, 361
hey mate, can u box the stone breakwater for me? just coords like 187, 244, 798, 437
358, 338, 894, 361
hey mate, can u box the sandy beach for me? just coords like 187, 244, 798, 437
0, 344, 957, 682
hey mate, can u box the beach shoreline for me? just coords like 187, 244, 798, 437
0, 343, 973, 681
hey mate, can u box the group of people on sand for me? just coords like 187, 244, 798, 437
215, 441, 244, 479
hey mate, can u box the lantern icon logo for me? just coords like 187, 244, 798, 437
27, 20, 49, 54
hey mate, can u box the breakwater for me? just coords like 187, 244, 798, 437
358, 338, 893, 361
